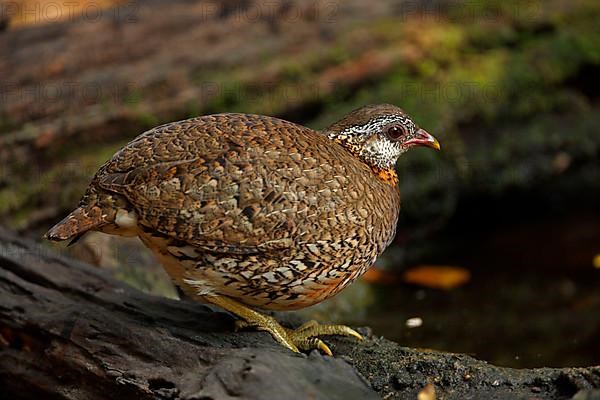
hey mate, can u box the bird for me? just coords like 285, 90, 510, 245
45, 104, 440, 355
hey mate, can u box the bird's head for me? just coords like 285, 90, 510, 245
323, 104, 440, 184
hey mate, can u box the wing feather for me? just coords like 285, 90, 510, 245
95, 114, 363, 255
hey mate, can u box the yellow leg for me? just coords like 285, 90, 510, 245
202, 295, 299, 353
202, 295, 363, 355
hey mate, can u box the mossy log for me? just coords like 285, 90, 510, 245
0, 228, 599, 400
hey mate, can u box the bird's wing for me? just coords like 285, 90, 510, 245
95, 114, 362, 255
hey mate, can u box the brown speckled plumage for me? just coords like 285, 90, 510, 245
47, 104, 438, 313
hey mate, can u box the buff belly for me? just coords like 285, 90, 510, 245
137, 230, 366, 311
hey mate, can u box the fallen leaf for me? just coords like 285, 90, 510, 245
362, 267, 404, 285
403, 265, 471, 290
417, 383, 436, 400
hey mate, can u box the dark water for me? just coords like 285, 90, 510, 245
349, 214, 600, 368
357, 268, 599, 368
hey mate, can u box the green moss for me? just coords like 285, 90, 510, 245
136, 111, 160, 128
123, 87, 142, 105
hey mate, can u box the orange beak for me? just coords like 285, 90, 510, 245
405, 128, 441, 150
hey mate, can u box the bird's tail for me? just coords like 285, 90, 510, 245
45, 188, 133, 244
44, 205, 105, 243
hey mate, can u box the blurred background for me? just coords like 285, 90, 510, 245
1, 0, 599, 368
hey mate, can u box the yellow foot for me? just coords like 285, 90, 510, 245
286, 320, 363, 356
200, 294, 362, 355
237, 318, 363, 356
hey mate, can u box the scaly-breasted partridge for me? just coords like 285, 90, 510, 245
46, 104, 440, 354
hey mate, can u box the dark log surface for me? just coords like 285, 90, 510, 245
0, 227, 599, 400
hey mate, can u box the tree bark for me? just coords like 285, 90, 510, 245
0, 228, 599, 400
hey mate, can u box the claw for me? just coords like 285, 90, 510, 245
285, 321, 361, 356
336, 325, 363, 341
291, 336, 333, 356
317, 340, 333, 356
289, 321, 363, 340
234, 319, 250, 331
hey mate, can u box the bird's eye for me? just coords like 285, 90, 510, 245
386, 125, 405, 140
